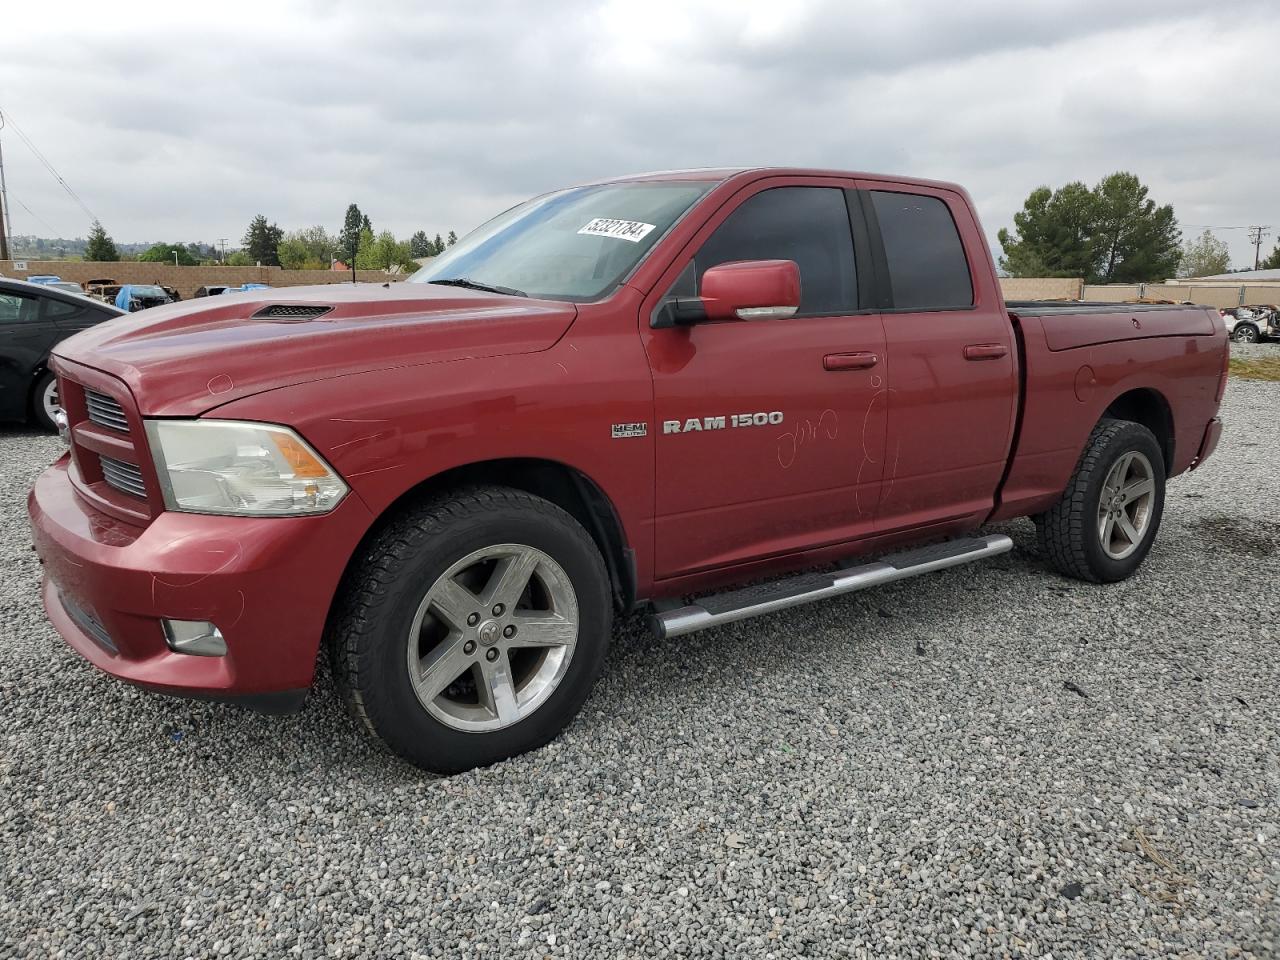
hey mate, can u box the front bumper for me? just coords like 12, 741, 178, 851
29, 455, 372, 708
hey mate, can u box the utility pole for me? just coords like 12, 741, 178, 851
1249, 226, 1271, 270
217, 238, 228, 264
0, 111, 11, 261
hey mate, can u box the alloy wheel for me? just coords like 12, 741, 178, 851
406, 543, 579, 732
1096, 451, 1155, 560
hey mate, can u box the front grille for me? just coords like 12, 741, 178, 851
60, 593, 117, 653
252, 303, 332, 320
100, 455, 147, 499
85, 389, 129, 433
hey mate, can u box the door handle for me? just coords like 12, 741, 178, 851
823, 352, 879, 371
963, 343, 1008, 361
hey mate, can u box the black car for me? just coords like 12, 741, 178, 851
0, 278, 126, 431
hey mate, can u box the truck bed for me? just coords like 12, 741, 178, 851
1005, 301, 1218, 352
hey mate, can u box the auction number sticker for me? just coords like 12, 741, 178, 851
577, 218, 656, 243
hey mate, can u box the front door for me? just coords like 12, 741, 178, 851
643, 180, 889, 580
0, 288, 54, 420
857, 182, 1018, 533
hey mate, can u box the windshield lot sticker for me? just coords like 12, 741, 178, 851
578, 218, 656, 243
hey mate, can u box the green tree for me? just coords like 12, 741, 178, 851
1261, 244, 1280, 271
447, 230, 457, 246
1177, 230, 1231, 278
338, 204, 367, 264
433, 233, 445, 256
226, 250, 252, 267
277, 226, 338, 270
998, 172, 1182, 283
353, 227, 378, 270
242, 215, 284, 266
138, 242, 198, 266
84, 220, 119, 262
409, 230, 432, 258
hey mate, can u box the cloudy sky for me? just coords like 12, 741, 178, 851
2, 0, 1276, 267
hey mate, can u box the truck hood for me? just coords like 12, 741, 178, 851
53, 282, 578, 416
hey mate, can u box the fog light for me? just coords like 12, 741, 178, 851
162, 619, 227, 657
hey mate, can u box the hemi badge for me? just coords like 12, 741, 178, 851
611, 422, 647, 439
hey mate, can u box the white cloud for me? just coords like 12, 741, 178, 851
1, 0, 1275, 267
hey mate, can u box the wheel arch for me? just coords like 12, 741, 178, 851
348, 458, 637, 613
1103, 387, 1174, 475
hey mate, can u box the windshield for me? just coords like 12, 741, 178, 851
408, 181, 715, 301
130, 286, 169, 299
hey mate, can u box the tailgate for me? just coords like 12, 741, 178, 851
1009, 304, 1217, 352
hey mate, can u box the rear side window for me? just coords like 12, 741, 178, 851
0, 292, 38, 323
694, 187, 857, 316
43, 298, 81, 320
870, 191, 973, 310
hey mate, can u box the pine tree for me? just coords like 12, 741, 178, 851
242, 215, 284, 266
409, 230, 432, 258
447, 230, 458, 246
85, 220, 120, 262
338, 204, 366, 265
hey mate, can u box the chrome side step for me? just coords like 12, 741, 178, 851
650, 534, 1013, 639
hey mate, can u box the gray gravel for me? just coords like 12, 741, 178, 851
1229, 340, 1280, 360
2, 382, 1277, 959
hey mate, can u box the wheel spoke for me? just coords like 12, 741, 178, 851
484, 550, 539, 609
430, 576, 482, 630
1121, 477, 1153, 501
510, 614, 577, 649
1116, 512, 1141, 546
477, 652, 519, 725
1099, 513, 1117, 547
415, 635, 474, 701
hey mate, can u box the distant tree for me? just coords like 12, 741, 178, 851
277, 226, 338, 270
226, 250, 252, 267
433, 233, 445, 255
1178, 230, 1231, 278
1261, 244, 1280, 271
998, 172, 1182, 283
138, 242, 198, 266
447, 230, 457, 246
84, 220, 119, 262
242, 215, 284, 266
409, 230, 432, 258
338, 204, 366, 264
353, 227, 378, 270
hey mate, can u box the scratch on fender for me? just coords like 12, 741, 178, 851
328, 417, 390, 425
329, 432, 388, 453
346, 463, 405, 479
776, 409, 838, 469
556, 362, 569, 375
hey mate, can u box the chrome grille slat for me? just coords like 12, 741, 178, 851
85, 389, 129, 433
100, 455, 147, 499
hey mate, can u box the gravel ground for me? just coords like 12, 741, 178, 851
1229, 341, 1280, 360
2, 383, 1277, 960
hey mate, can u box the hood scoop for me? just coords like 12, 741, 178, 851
252, 303, 334, 321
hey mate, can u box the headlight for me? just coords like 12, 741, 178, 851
145, 420, 347, 516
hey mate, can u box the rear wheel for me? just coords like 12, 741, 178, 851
1035, 418, 1165, 583
32, 371, 60, 432
329, 486, 611, 773
1232, 324, 1260, 343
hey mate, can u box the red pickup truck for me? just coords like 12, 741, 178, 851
29, 168, 1227, 772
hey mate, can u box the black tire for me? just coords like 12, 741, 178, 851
1034, 418, 1166, 583
1232, 324, 1259, 343
328, 486, 611, 774
31, 370, 60, 432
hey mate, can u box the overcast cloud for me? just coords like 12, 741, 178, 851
2, 0, 1276, 267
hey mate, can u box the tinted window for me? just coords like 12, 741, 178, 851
0, 292, 38, 324
695, 187, 857, 316
870, 191, 973, 310
43, 298, 81, 319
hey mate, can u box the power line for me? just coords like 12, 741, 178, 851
13, 197, 63, 238
0, 106, 99, 225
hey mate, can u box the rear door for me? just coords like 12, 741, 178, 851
0, 288, 54, 419
46, 295, 113, 337
857, 182, 1018, 533
642, 178, 889, 579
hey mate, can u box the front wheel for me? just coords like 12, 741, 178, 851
1232, 324, 1260, 343
32, 371, 60, 432
329, 486, 611, 773
1034, 418, 1165, 583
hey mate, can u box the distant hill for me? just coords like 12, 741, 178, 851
6, 235, 220, 261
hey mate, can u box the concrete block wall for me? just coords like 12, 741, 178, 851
0, 260, 399, 300
998, 277, 1083, 301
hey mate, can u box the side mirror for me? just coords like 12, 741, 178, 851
701, 259, 801, 322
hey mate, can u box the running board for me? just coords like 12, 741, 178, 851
650, 534, 1014, 639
